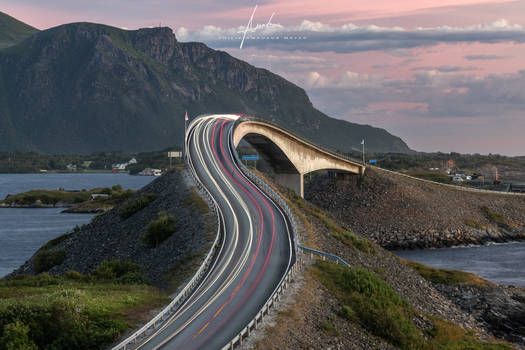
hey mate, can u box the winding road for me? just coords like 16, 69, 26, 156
137, 114, 294, 349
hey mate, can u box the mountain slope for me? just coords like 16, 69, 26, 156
0, 11, 38, 49
0, 21, 411, 154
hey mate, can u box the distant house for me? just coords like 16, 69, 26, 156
138, 168, 162, 176
111, 158, 138, 170
89, 194, 109, 201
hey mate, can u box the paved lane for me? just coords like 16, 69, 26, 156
138, 115, 293, 350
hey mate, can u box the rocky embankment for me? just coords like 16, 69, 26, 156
437, 284, 525, 346
305, 168, 525, 249
10, 168, 216, 288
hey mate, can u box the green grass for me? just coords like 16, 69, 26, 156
407, 171, 453, 184
0, 273, 168, 350
331, 231, 374, 254
480, 206, 516, 230
183, 189, 209, 214
142, 211, 176, 247
312, 261, 511, 350
313, 261, 424, 349
118, 193, 157, 219
403, 259, 493, 287
320, 320, 340, 337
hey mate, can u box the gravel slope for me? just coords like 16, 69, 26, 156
306, 168, 525, 249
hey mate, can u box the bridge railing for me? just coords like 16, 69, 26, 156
111, 122, 223, 350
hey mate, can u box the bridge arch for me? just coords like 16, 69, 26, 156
233, 120, 366, 197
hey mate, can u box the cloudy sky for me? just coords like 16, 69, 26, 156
4, 0, 525, 155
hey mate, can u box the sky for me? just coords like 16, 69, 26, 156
3, 0, 525, 155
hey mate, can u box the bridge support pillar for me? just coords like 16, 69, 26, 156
275, 173, 304, 198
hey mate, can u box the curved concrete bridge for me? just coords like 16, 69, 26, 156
233, 118, 366, 197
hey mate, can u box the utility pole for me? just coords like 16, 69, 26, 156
183, 111, 189, 160
361, 139, 365, 165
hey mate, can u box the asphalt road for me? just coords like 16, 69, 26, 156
138, 115, 294, 350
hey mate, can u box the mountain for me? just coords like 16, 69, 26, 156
0, 11, 38, 49
0, 20, 411, 154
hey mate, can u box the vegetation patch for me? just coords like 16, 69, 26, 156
142, 211, 176, 247
407, 171, 453, 184
313, 260, 424, 349
0, 273, 168, 350
464, 219, 486, 230
403, 259, 493, 287
312, 261, 510, 350
118, 192, 157, 219
331, 231, 374, 254
33, 248, 66, 274
480, 206, 516, 230
184, 189, 209, 214
320, 320, 339, 337
91, 259, 149, 284
42, 233, 72, 250
427, 317, 511, 350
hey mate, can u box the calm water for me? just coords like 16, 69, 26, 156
0, 173, 154, 277
394, 241, 525, 286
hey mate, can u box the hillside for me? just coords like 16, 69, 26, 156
238, 170, 522, 349
0, 20, 410, 154
305, 167, 525, 249
0, 11, 38, 48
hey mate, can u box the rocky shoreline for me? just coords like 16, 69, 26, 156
305, 168, 525, 249
9, 168, 216, 288
436, 283, 525, 346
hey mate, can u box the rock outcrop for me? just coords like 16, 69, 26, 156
437, 284, 525, 346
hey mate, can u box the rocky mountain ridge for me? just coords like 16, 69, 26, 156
0, 15, 411, 154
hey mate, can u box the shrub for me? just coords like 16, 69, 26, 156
65, 270, 89, 282
91, 259, 147, 284
111, 184, 123, 192
118, 193, 157, 219
142, 211, 176, 247
33, 248, 66, 273
0, 321, 37, 350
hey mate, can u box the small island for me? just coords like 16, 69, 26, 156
0, 185, 135, 213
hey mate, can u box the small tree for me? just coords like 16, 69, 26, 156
142, 211, 176, 247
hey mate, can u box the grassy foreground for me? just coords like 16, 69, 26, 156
0, 265, 169, 350
312, 260, 511, 350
